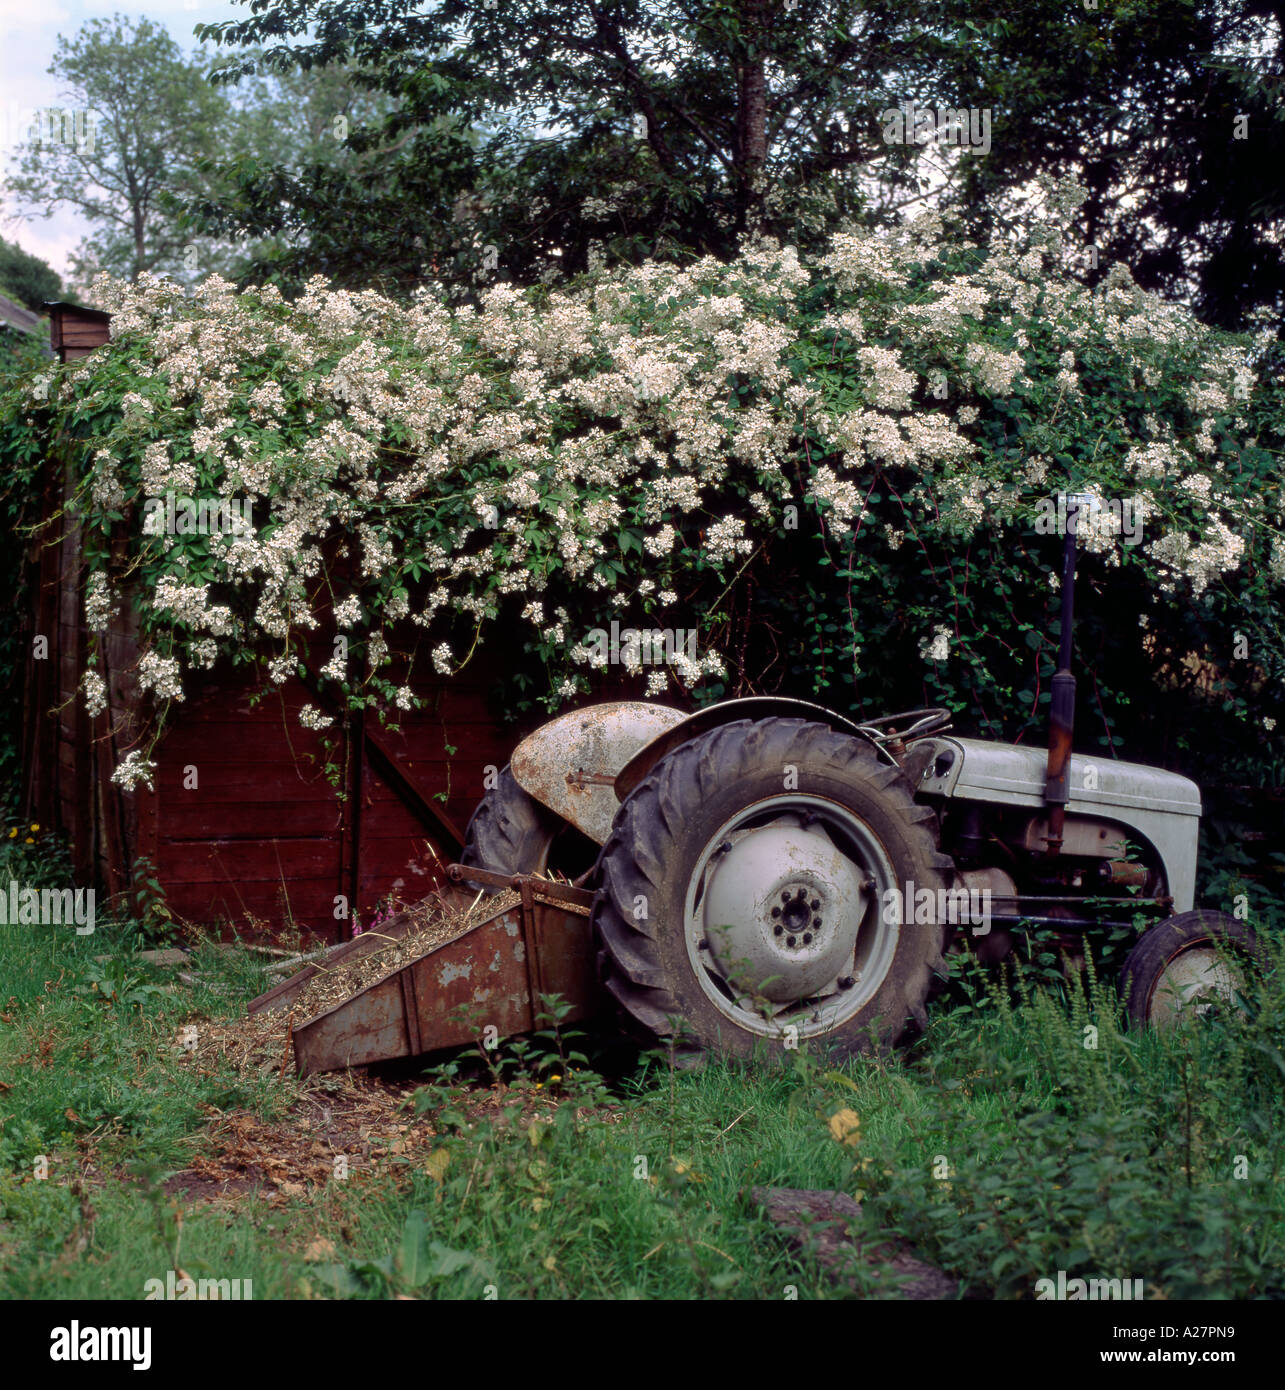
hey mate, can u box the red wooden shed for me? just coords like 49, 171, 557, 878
19, 312, 630, 942
23, 541, 529, 941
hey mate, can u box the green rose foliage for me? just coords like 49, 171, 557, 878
0, 182, 1281, 811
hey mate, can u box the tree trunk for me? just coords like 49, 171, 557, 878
734, 0, 769, 238
132, 212, 146, 283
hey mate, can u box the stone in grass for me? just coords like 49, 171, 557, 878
750, 1186, 958, 1300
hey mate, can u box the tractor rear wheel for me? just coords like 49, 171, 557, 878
1121, 910, 1259, 1028
592, 718, 954, 1060
460, 765, 599, 887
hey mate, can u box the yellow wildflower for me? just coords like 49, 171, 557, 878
827, 1108, 862, 1147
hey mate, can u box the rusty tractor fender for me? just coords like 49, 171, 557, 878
510, 696, 893, 846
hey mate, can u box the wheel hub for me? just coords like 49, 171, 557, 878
1152, 947, 1245, 1027
700, 825, 868, 1003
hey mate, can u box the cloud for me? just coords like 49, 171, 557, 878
0, 2, 73, 34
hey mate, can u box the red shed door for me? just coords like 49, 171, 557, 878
153, 655, 523, 942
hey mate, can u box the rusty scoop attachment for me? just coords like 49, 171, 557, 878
247, 867, 597, 1075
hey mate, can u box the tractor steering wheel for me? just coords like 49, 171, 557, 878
855, 707, 952, 746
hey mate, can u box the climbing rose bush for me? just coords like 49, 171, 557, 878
13, 181, 1284, 787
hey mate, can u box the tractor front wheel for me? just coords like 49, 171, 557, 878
1121, 910, 1259, 1028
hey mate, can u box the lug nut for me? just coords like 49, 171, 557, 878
810, 898, 820, 911
786, 935, 796, 947
803, 933, 813, 945
838, 975, 854, 989
771, 906, 781, 919
774, 925, 783, 936
812, 917, 822, 929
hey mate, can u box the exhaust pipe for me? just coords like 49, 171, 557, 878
1044, 492, 1093, 855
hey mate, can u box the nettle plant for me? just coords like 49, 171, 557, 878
9, 179, 1284, 789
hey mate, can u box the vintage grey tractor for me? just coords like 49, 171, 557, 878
457, 500, 1259, 1061
459, 699, 1256, 1059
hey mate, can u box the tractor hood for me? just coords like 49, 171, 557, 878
918, 737, 1202, 818
510, 702, 687, 845
915, 736, 1202, 911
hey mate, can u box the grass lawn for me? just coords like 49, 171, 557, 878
2, 849, 1283, 1300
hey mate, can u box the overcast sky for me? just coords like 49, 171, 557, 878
0, 0, 248, 280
